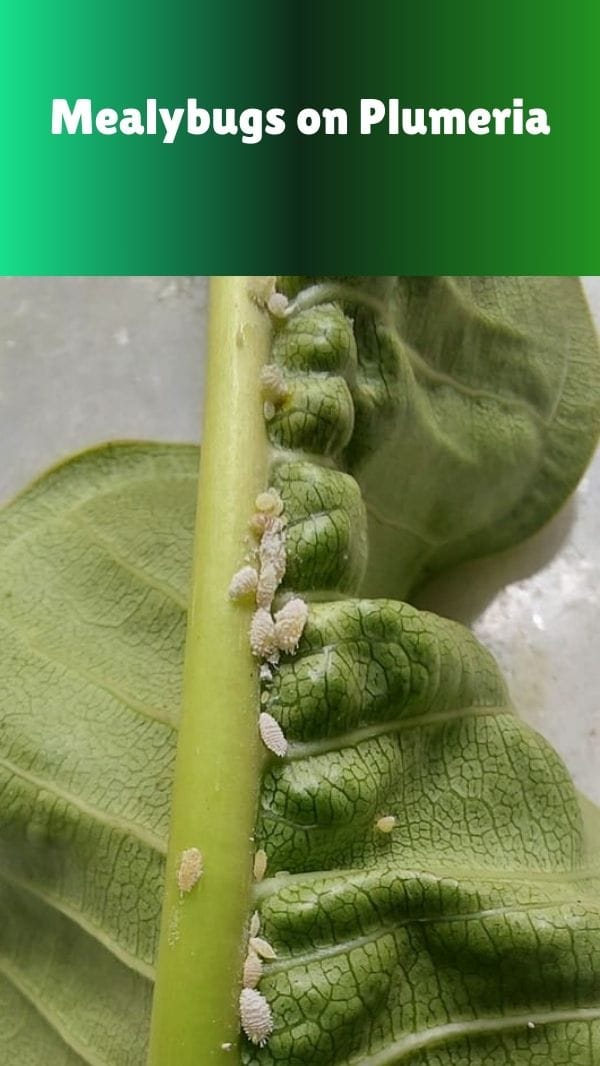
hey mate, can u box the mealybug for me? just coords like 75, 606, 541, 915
255, 488, 284, 517
253, 849, 268, 882
176, 847, 203, 893
239, 988, 273, 1047
249, 511, 269, 538
243, 950, 264, 989
250, 609, 278, 660
228, 565, 259, 601
260, 363, 289, 404
274, 598, 308, 654
249, 935, 277, 961
267, 292, 289, 318
259, 712, 288, 757
256, 562, 280, 609
375, 816, 396, 834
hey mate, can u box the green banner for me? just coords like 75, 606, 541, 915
1, 0, 598, 273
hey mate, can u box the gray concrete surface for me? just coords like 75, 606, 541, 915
0, 276, 598, 802
0, 277, 208, 502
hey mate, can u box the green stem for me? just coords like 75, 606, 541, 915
148, 277, 272, 1064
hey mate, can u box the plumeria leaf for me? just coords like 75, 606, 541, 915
278, 277, 600, 596
0, 277, 599, 1066
0, 443, 197, 1065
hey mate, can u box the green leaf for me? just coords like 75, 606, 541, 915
276, 277, 600, 597
0, 442, 197, 1065
1, 453, 599, 1064
0, 277, 599, 1066
250, 599, 600, 1064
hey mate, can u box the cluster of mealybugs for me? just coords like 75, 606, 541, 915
228, 308, 316, 1049
239, 909, 277, 1046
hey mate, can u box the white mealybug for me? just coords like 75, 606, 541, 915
250, 609, 278, 660
249, 910, 261, 938
243, 950, 264, 989
259, 711, 288, 757
274, 598, 309, 654
239, 988, 273, 1048
253, 849, 268, 882
255, 488, 284, 516
256, 561, 280, 609
221, 1043, 233, 1051
267, 291, 289, 318
263, 401, 276, 422
249, 511, 268, 538
176, 847, 203, 893
260, 663, 273, 683
249, 935, 277, 961
228, 565, 259, 601
375, 815, 396, 834
260, 363, 289, 404
250, 509, 286, 541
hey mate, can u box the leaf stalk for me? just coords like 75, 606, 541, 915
148, 277, 272, 1064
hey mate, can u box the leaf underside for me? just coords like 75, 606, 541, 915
278, 276, 600, 597
0, 444, 197, 1066
0, 440, 598, 1065
1, 276, 600, 1066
